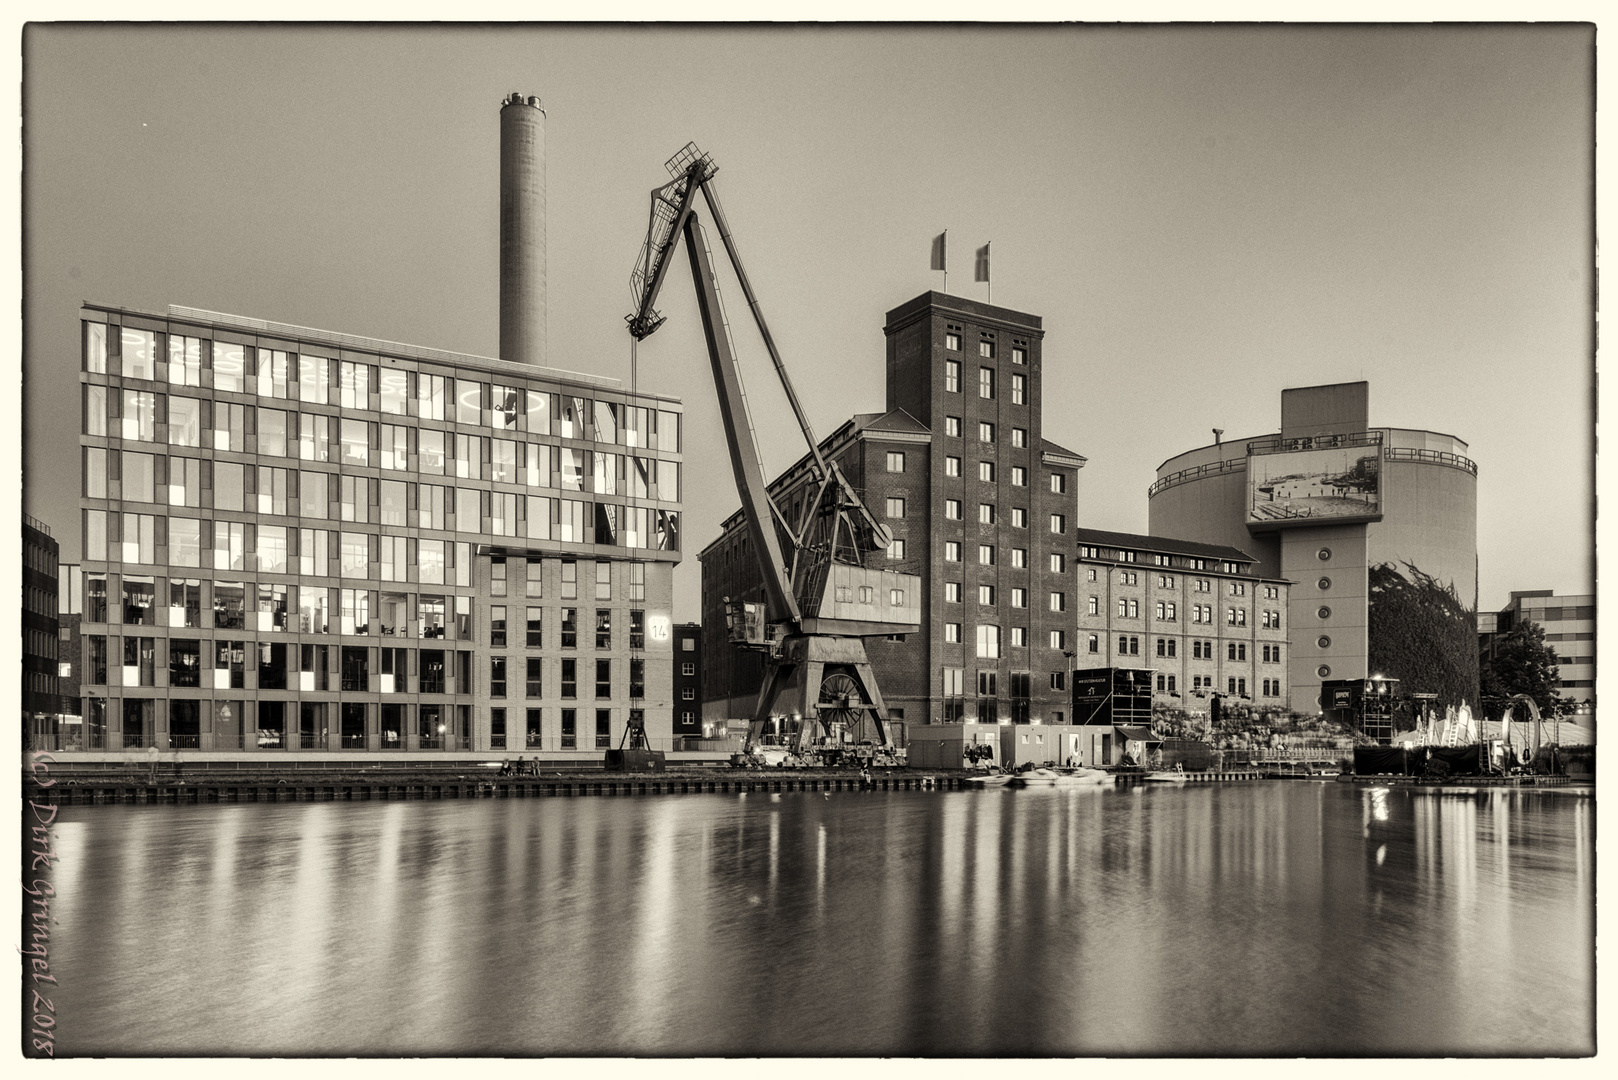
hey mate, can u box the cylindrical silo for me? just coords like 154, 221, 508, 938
500, 92, 546, 367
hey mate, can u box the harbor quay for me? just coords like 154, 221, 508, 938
22, 755, 1587, 810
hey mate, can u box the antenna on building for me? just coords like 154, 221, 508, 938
1213, 428, 1224, 446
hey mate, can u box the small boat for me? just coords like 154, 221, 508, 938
966, 767, 1015, 788
1008, 768, 1063, 787
1142, 763, 1189, 783
1054, 767, 1114, 786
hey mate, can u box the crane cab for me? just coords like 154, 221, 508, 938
808, 564, 922, 637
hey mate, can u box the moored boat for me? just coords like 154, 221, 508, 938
1008, 768, 1063, 787
1054, 767, 1114, 786
1143, 763, 1190, 783
967, 768, 1016, 788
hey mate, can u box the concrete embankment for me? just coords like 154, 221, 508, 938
23, 764, 1291, 807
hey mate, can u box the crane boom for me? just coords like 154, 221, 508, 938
627, 142, 920, 765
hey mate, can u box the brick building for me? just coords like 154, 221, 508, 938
672, 621, 703, 737
1072, 528, 1291, 710
699, 292, 1086, 727
74, 303, 682, 758
23, 516, 61, 751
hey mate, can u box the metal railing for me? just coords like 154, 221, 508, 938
1148, 456, 1247, 498
1383, 447, 1477, 475
1248, 431, 1383, 456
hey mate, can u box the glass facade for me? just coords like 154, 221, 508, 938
75, 305, 682, 754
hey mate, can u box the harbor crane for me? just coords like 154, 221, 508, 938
627, 143, 921, 766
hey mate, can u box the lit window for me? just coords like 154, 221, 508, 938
946, 331, 961, 351
946, 416, 961, 437
1012, 427, 1027, 448
945, 582, 962, 603
886, 497, 905, 518
1049, 592, 1066, 612
979, 421, 995, 443
1011, 346, 1026, 365
1011, 548, 1027, 568
886, 451, 905, 472
979, 461, 995, 483
978, 585, 996, 606
979, 503, 996, 525
945, 622, 962, 643
979, 367, 996, 399
1050, 474, 1067, 495
1011, 466, 1026, 487
1088, 596, 1100, 616
979, 339, 995, 359
1011, 374, 1025, 405
1050, 513, 1066, 534
1049, 553, 1065, 573
945, 455, 961, 477
978, 544, 995, 566
944, 541, 961, 562
945, 360, 960, 393
945, 499, 961, 520
1011, 588, 1027, 608
888, 538, 906, 560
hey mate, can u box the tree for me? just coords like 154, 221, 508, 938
1480, 621, 1563, 718
1366, 561, 1479, 711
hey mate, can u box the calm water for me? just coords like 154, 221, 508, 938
42, 782, 1593, 1056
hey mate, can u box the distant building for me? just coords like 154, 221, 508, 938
1479, 590, 1595, 713
1149, 381, 1477, 712
23, 516, 61, 750
700, 292, 1087, 728
672, 622, 702, 738
1072, 528, 1291, 709
57, 563, 84, 749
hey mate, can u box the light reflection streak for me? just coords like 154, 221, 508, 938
626, 799, 680, 1045
816, 821, 827, 913
768, 808, 779, 892
43, 785, 1594, 1057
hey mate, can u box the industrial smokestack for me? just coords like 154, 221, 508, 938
500, 92, 546, 366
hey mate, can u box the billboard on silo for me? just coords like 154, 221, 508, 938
1247, 436, 1383, 530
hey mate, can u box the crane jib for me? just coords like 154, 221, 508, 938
625, 143, 921, 761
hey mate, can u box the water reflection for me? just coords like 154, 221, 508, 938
47, 784, 1593, 1056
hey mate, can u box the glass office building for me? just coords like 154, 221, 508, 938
75, 302, 682, 757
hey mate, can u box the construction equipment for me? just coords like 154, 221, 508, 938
603, 709, 665, 772
627, 143, 919, 767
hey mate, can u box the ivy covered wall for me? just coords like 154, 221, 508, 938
1366, 561, 1480, 711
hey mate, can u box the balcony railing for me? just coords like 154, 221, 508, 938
1148, 456, 1246, 498
1383, 446, 1477, 475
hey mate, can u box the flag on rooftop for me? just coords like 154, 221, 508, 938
974, 242, 991, 282
930, 231, 947, 271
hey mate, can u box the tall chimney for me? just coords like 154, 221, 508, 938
500, 92, 546, 366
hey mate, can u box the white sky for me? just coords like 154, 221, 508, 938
17, 22, 1595, 617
